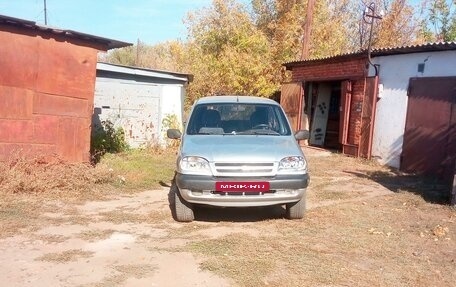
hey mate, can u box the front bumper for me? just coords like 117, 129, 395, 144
175, 173, 309, 207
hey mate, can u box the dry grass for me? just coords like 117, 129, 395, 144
36, 249, 94, 263
76, 229, 116, 241
0, 154, 114, 195
185, 192, 456, 287
2, 147, 454, 286
89, 264, 157, 287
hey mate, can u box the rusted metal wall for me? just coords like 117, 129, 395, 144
0, 26, 98, 162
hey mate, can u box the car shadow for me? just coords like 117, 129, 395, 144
193, 205, 286, 222
344, 167, 451, 204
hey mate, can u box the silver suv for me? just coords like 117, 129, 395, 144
167, 96, 310, 222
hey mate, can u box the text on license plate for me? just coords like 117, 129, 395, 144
215, 182, 270, 192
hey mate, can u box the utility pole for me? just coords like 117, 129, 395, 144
363, 2, 383, 76
301, 0, 315, 60
136, 38, 140, 66
44, 0, 48, 25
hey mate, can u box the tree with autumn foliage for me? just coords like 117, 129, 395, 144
101, 0, 452, 108
184, 0, 276, 105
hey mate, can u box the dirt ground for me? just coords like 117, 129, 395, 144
0, 147, 455, 287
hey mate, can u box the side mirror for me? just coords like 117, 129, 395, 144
294, 130, 310, 140
167, 129, 182, 139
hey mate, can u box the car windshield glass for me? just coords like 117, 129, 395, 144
186, 103, 291, 136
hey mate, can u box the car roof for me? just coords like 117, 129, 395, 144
195, 95, 279, 105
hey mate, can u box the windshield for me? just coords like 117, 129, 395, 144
186, 103, 291, 136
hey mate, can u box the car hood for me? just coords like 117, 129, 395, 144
181, 135, 303, 162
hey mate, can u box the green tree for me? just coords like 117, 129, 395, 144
426, 0, 456, 41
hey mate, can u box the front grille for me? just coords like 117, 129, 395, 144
214, 162, 274, 175
211, 190, 276, 196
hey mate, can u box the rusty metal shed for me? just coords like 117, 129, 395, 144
0, 14, 131, 162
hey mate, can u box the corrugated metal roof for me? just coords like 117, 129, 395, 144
284, 42, 456, 68
97, 62, 193, 83
0, 14, 131, 50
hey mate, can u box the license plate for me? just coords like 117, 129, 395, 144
215, 181, 270, 192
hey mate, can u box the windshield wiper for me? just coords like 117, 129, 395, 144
251, 130, 280, 136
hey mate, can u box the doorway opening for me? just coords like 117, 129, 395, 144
304, 81, 343, 152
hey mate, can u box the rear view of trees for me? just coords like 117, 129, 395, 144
102, 0, 456, 106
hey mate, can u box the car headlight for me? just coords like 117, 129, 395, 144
278, 156, 307, 173
179, 156, 212, 175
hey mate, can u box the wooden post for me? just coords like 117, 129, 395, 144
301, 0, 316, 60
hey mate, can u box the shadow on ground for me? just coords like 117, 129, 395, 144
193, 205, 285, 222
345, 167, 451, 204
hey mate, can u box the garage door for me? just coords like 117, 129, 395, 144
401, 77, 456, 180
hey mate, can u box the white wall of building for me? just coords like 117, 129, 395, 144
94, 78, 162, 148
159, 85, 185, 137
94, 63, 189, 148
370, 50, 456, 168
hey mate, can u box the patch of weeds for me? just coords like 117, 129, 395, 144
314, 190, 365, 201
90, 275, 125, 287
99, 210, 147, 224
113, 264, 157, 278
77, 229, 115, 241
91, 120, 129, 163
89, 264, 156, 287
186, 234, 280, 286
35, 234, 70, 243
0, 198, 42, 238
100, 147, 176, 190
36, 249, 94, 263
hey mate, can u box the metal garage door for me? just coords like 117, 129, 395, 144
401, 77, 456, 179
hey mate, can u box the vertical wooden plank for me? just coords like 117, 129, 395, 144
339, 80, 351, 144
280, 82, 303, 131
359, 76, 378, 159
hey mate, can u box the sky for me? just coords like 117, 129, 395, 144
0, 0, 215, 45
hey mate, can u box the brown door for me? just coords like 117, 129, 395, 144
359, 76, 379, 159
401, 77, 456, 179
280, 82, 303, 131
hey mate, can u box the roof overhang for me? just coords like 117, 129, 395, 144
97, 62, 193, 83
0, 14, 132, 50
283, 42, 456, 70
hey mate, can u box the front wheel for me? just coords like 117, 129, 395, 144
285, 195, 306, 220
172, 183, 194, 222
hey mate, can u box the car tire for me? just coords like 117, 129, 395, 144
285, 193, 306, 219
172, 183, 194, 222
